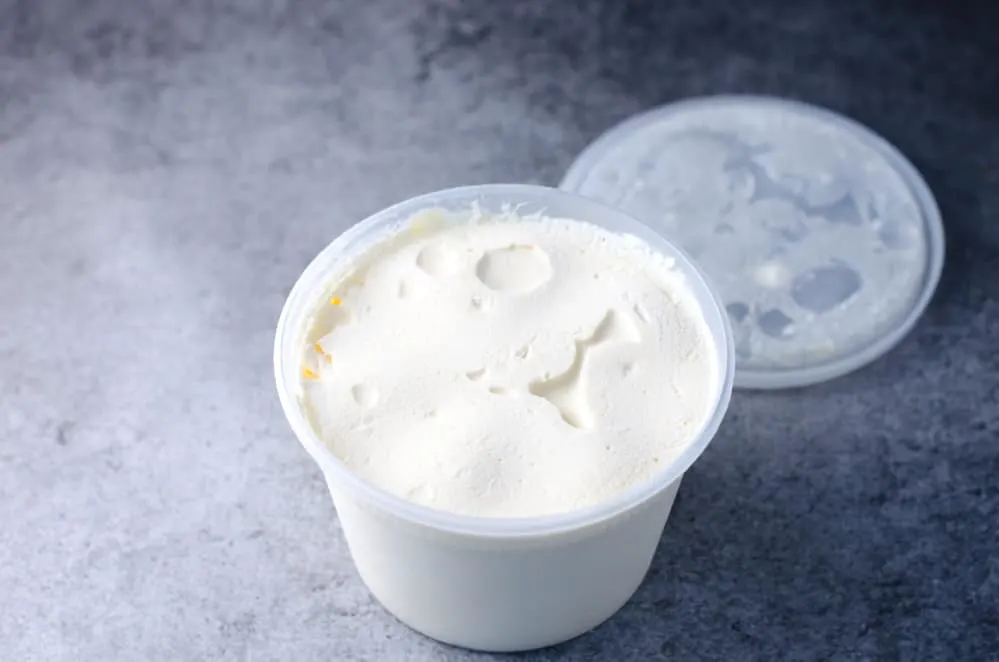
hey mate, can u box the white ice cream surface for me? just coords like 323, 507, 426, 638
299, 208, 718, 518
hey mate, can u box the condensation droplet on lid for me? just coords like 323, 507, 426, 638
820, 195, 863, 225
726, 301, 750, 323
752, 199, 809, 242
757, 309, 796, 339
727, 168, 756, 199
791, 263, 862, 313
877, 221, 911, 250
735, 334, 753, 359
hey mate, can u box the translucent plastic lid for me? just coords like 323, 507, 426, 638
561, 96, 944, 389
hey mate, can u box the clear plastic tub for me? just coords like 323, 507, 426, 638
273, 184, 735, 652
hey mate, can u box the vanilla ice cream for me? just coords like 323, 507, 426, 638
297, 207, 718, 518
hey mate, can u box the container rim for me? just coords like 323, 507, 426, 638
273, 184, 735, 539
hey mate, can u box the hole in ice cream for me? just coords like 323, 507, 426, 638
465, 368, 487, 381
475, 243, 552, 294
351, 383, 379, 408
416, 242, 460, 277
528, 309, 640, 429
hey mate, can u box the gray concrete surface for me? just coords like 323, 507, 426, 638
1, 0, 997, 659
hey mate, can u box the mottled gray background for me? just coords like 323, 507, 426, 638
1, 0, 997, 660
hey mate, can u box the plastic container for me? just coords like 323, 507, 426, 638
273, 184, 735, 652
